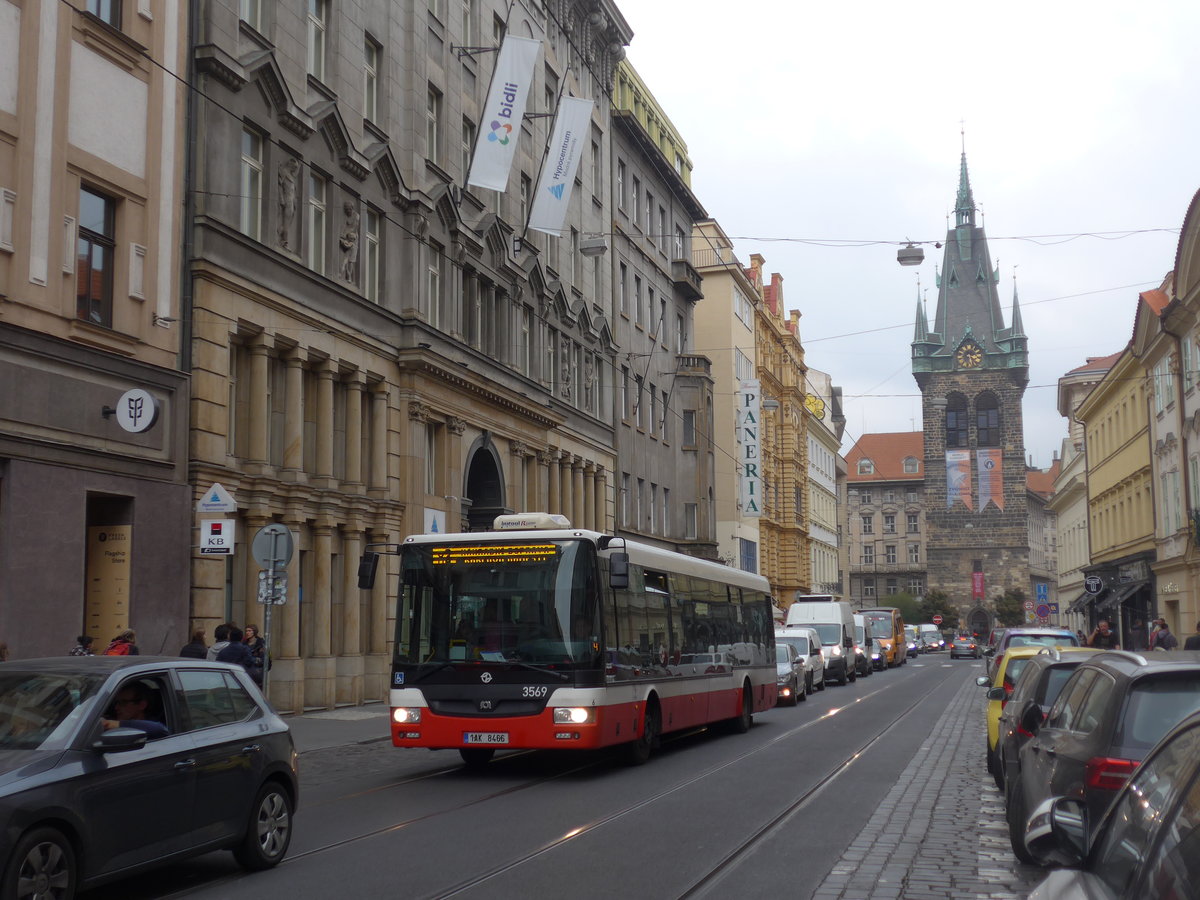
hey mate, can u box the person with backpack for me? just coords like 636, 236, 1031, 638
216, 626, 256, 677
104, 629, 139, 655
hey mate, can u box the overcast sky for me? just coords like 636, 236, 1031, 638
618, 0, 1200, 469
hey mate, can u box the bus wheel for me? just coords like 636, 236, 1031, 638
728, 685, 753, 733
625, 702, 660, 766
460, 747, 496, 768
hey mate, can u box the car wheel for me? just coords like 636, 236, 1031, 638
460, 747, 496, 768
4, 826, 76, 900
837, 663, 848, 686
786, 678, 799, 706
234, 781, 294, 871
1005, 778, 1038, 865
986, 742, 1003, 790
815, 673, 826, 691
798, 673, 809, 702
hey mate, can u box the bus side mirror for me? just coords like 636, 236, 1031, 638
357, 551, 380, 590
609, 552, 629, 589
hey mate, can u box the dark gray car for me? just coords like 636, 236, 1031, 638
0, 657, 297, 899
1007, 650, 1200, 865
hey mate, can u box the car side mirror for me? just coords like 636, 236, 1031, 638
984, 647, 995, 656
975, 675, 991, 687
93, 727, 149, 753
609, 552, 629, 589
1024, 797, 1087, 868
986, 687, 1006, 701
1020, 701, 1045, 736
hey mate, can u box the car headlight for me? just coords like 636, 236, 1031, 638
553, 707, 594, 724
831, 644, 842, 656
392, 707, 422, 724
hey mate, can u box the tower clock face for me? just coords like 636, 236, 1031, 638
956, 341, 983, 369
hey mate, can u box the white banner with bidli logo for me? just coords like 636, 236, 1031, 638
466, 36, 541, 192
737, 380, 763, 517
527, 96, 594, 236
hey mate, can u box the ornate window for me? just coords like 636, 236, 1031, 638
946, 396, 968, 448
976, 393, 1000, 446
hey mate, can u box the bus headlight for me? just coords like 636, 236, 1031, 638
392, 707, 422, 725
553, 707, 594, 724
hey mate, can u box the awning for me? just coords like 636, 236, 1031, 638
1067, 591, 1091, 614
1096, 581, 1146, 613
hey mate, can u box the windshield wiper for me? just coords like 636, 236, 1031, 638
410, 661, 457, 682
508, 660, 570, 681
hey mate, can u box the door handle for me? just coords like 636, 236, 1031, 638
174, 758, 196, 770
241, 744, 262, 754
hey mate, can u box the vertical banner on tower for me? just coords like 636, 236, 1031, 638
737, 380, 762, 517
972, 571, 985, 602
528, 96, 595, 236
977, 448, 1004, 511
946, 449, 973, 509
466, 36, 542, 192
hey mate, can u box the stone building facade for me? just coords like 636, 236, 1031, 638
0, 1, 191, 656
188, 0, 631, 710
912, 155, 1030, 635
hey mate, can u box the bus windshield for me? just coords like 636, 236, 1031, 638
395, 539, 602, 669
862, 613, 894, 639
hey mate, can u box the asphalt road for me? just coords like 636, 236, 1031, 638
83, 656, 1029, 900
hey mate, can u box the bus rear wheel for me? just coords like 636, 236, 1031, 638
460, 747, 496, 768
727, 685, 753, 733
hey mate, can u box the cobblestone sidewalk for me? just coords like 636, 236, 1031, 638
812, 672, 1045, 900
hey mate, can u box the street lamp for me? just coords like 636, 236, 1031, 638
898, 243, 924, 266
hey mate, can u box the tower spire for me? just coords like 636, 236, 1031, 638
1011, 274, 1025, 338
913, 279, 929, 342
955, 149, 975, 228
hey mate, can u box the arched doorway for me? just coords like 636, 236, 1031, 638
966, 607, 991, 639
463, 433, 509, 531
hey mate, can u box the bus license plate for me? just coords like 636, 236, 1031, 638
463, 732, 509, 745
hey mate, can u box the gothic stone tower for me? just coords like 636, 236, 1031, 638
912, 154, 1030, 631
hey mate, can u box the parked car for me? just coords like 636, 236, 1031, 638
1006, 650, 1200, 864
775, 642, 804, 706
950, 636, 982, 659
0, 657, 298, 899
775, 627, 826, 696
904, 625, 922, 658
995, 647, 1101, 795
986, 627, 1080, 680
977, 645, 1052, 788
1022, 708, 1200, 899
918, 624, 944, 651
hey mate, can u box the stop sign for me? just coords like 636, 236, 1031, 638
932, 614, 943, 625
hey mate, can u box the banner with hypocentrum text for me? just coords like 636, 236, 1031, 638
946, 449, 973, 510
466, 36, 542, 192
977, 448, 1004, 511
527, 96, 594, 236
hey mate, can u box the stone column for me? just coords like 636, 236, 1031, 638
510, 442, 529, 512
584, 463, 596, 531
572, 456, 585, 527
369, 533, 389, 655
312, 524, 334, 658
242, 515, 270, 623
344, 373, 364, 489
282, 349, 305, 477
315, 359, 336, 482
536, 449, 552, 512
369, 383, 389, 497
447, 416, 466, 527
558, 451, 570, 516
248, 334, 271, 465
340, 526, 363, 704
547, 448, 560, 516
594, 467, 607, 532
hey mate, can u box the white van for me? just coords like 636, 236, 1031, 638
785, 600, 856, 685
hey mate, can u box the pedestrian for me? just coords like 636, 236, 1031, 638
179, 627, 208, 659
0, 641, 8, 662
1128, 618, 1149, 651
206, 622, 234, 661
1075, 629, 1086, 645
1088, 620, 1120, 650
1150, 618, 1178, 651
1184, 621, 1200, 651
243, 624, 268, 685
69, 635, 95, 656
215, 626, 257, 677
103, 629, 140, 655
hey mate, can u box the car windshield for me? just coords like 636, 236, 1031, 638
0, 670, 107, 750
778, 636, 809, 655
809, 624, 842, 645
1112, 674, 1200, 757
1006, 633, 1077, 649
776, 645, 792, 664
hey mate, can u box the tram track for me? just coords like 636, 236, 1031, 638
152, 663, 955, 900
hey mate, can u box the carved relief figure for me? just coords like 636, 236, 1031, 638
560, 336, 573, 400
583, 355, 596, 408
277, 158, 301, 251
339, 202, 360, 282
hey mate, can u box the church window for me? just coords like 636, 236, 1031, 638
945, 397, 967, 448
976, 394, 1000, 446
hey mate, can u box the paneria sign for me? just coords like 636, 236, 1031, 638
737, 380, 762, 517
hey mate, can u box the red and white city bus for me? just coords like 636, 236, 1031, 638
358, 513, 777, 766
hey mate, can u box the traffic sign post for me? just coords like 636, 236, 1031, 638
252, 524, 295, 698
932, 614, 943, 626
